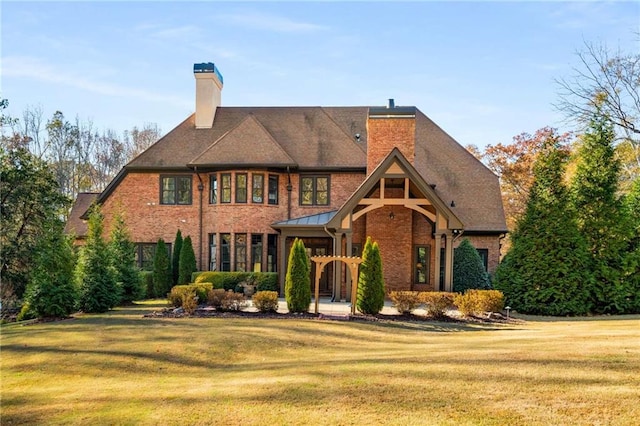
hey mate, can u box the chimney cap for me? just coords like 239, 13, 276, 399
193, 62, 224, 84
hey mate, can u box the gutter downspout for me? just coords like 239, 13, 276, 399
194, 167, 204, 270
286, 166, 292, 220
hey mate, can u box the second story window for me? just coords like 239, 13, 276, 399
160, 175, 192, 205
221, 174, 231, 203
252, 174, 264, 203
209, 175, 217, 204
300, 176, 329, 206
268, 175, 279, 205
236, 173, 247, 203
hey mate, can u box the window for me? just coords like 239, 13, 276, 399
300, 176, 329, 205
351, 244, 362, 257
414, 245, 431, 284
476, 248, 489, 272
209, 175, 217, 204
251, 234, 263, 272
221, 174, 231, 203
235, 234, 247, 272
267, 234, 277, 272
268, 175, 279, 205
236, 173, 247, 203
221, 234, 231, 271
135, 243, 171, 270
252, 174, 264, 203
160, 176, 192, 205
209, 233, 217, 271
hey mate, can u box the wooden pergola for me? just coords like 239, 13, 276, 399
310, 255, 362, 314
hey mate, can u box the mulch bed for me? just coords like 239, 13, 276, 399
144, 306, 521, 325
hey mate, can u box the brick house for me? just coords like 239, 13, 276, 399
73, 62, 507, 301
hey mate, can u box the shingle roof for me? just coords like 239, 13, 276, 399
64, 192, 98, 238
128, 107, 368, 170
116, 105, 506, 233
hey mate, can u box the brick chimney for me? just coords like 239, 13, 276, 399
194, 62, 224, 129
366, 99, 417, 173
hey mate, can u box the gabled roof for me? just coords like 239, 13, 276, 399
64, 192, 98, 238
327, 148, 463, 230
127, 107, 368, 171
189, 114, 296, 168
97, 104, 506, 233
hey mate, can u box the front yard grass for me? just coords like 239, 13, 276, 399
1, 300, 639, 425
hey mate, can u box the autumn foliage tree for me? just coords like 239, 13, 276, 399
476, 127, 573, 233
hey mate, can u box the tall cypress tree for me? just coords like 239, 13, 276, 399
178, 235, 197, 284
453, 238, 491, 292
285, 238, 311, 313
153, 239, 172, 298
172, 230, 183, 285
110, 211, 144, 304
356, 237, 385, 315
77, 206, 120, 313
571, 113, 629, 313
494, 136, 592, 315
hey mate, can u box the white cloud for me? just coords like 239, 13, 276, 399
215, 10, 328, 33
2, 56, 191, 109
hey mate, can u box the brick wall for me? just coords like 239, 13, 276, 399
366, 118, 416, 173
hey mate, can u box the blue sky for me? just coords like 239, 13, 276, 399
2, 1, 638, 149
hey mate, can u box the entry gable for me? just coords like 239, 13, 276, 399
189, 114, 296, 168
327, 148, 463, 230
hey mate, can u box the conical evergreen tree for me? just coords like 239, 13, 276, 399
571, 112, 631, 313
153, 239, 172, 298
178, 235, 197, 284
622, 178, 640, 312
23, 218, 77, 318
77, 206, 120, 313
172, 230, 183, 285
453, 238, 491, 292
110, 211, 144, 304
494, 136, 592, 315
285, 238, 311, 313
357, 237, 385, 315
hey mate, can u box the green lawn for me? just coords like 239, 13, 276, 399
2, 301, 639, 425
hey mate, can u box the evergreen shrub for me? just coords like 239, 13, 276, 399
153, 239, 172, 298
285, 238, 311, 313
139, 271, 154, 298
193, 271, 278, 291
389, 291, 422, 314
453, 238, 491, 292
356, 237, 385, 315
178, 236, 197, 285
252, 291, 279, 313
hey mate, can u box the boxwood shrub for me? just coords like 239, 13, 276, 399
192, 271, 278, 293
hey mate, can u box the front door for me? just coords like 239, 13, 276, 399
303, 239, 333, 296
